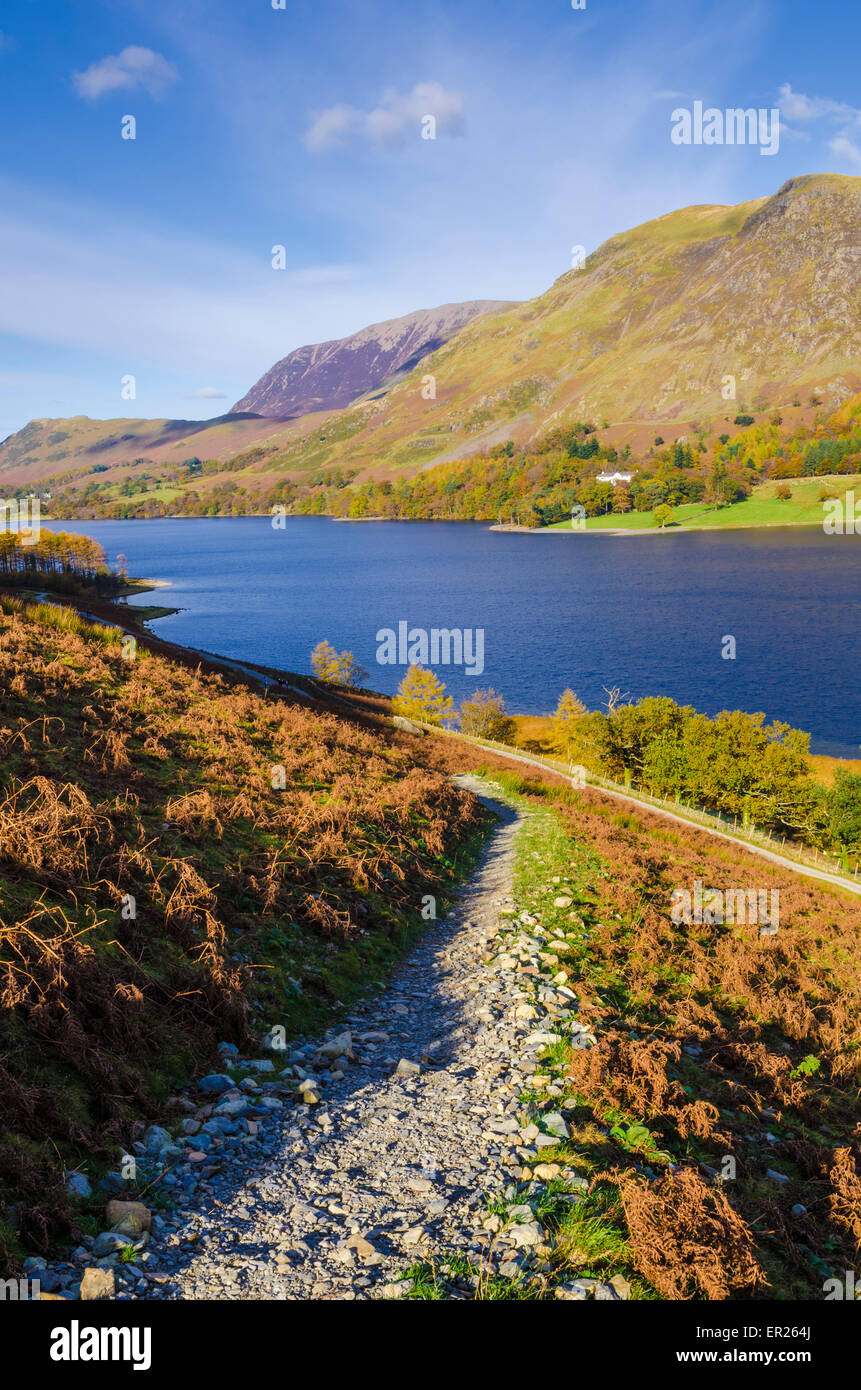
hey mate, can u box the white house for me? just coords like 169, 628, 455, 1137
596, 471, 636, 486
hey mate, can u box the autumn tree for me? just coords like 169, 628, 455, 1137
310, 640, 341, 681
459, 688, 515, 742
310, 641, 368, 687
551, 689, 588, 762
654, 503, 675, 528
612, 486, 632, 514
393, 665, 454, 725
333, 651, 368, 687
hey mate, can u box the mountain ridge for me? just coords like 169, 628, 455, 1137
2, 173, 859, 509
231, 299, 515, 419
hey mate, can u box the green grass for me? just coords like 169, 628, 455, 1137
107, 485, 184, 506
545, 475, 861, 533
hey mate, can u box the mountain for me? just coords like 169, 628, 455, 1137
300, 172, 860, 475
231, 300, 515, 418
2, 174, 860, 512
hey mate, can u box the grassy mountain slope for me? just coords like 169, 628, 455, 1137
2, 174, 859, 518
306, 173, 859, 478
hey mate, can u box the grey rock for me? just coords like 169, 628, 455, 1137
198, 1073, 235, 1093
508, 1221, 543, 1248
143, 1126, 173, 1154
64, 1172, 92, 1199
542, 1111, 570, 1139
92, 1232, 133, 1258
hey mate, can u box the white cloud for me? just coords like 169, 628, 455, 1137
73, 46, 179, 100
776, 84, 861, 170
777, 83, 857, 124
776, 120, 810, 144
304, 82, 465, 151
304, 104, 361, 152
0, 180, 390, 379
183, 386, 226, 399
829, 135, 861, 169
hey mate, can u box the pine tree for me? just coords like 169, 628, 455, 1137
551, 689, 588, 762
393, 665, 454, 725
310, 640, 368, 687
310, 639, 341, 681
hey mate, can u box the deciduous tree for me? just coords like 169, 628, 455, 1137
459, 688, 515, 742
393, 665, 454, 725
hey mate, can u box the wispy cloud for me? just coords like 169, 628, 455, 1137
73, 46, 179, 100
777, 83, 861, 167
304, 82, 465, 151
777, 83, 858, 124
0, 179, 387, 378
183, 386, 226, 399
828, 134, 861, 169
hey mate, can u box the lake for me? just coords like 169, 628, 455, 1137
56, 517, 861, 758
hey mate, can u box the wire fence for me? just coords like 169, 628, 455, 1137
409, 720, 860, 891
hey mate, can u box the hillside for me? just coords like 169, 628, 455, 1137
2, 173, 860, 522
296, 172, 858, 482
232, 300, 514, 419
0, 595, 493, 1272
4, 592, 861, 1301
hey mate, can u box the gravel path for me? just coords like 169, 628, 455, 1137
137, 779, 534, 1300
448, 736, 861, 900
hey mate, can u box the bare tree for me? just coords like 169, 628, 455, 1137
602, 684, 630, 715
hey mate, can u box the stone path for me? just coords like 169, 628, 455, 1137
38, 777, 621, 1303
138, 779, 535, 1299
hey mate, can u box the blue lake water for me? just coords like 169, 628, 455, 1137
56, 517, 861, 758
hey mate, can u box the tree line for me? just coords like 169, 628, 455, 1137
311, 640, 861, 863
38, 392, 861, 527
0, 529, 119, 595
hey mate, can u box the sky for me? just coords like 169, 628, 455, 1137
0, 0, 859, 439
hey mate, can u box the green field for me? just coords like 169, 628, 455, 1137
104, 484, 185, 507
545, 476, 861, 533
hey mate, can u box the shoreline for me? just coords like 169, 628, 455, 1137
51, 513, 837, 538
492, 519, 834, 536
10, 576, 860, 767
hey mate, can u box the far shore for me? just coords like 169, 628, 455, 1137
491, 519, 836, 536
51, 510, 842, 537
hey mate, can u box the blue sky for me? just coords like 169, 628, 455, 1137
0, 0, 859, 438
